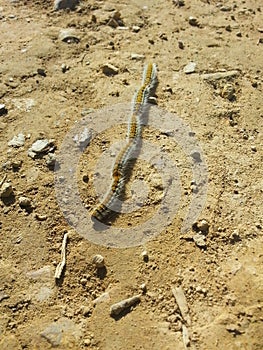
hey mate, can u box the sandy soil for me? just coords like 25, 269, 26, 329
0, 0, 262, 349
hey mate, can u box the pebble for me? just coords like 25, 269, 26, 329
0, 182, 14, 198
31, 139, 52, 153
61, 63, 70, 73
141, 250, 149, 262
59, 29, 80, 44
107, 11, 124, 28
193, 233, 206, 248
18, 196, 32, 208
140, 283, 147, 293
188, 16, 199, 27
229, 229, 241, 243
183, 62, 196, 74
132, 25, 140, 33
221, 83, 235, 101
173, 0, 185, 6
82, 306, 92, 317
178, 40, 184, 49
130, 53, 145, 61
54, 0, 79, 11
251, 145, 257, 152
0, 103, 7, 116
102, 63, 119, 76
28, 139, 54, 158
8, 133, 25, 147
83, 339, 91, 346
73, 127, 91, 148
92, 254, 105, 268
35, 213, 47, 221
37, 68, 46, 77
190, 184, 198, 193
197, 219, 209, 233
225, 324, 243, 335
191, 151, 201, 162
46, 153, 56, 168
0, 292, 9, 302
110, 294, 141, 317
11, 160, 22, 169
220, 6, 232, 12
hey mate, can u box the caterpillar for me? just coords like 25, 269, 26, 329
91, 63, 158, 223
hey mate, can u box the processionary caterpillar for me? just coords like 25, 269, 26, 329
91, 63, 158, 223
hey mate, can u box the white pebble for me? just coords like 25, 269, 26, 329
92, 254, 105, 268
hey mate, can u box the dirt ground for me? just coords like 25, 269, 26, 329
0, 0, 262, 349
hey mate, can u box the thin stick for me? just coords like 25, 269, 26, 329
54, 232, 68, 279
0, 174, 7, 188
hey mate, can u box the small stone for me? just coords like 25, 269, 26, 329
0, 104, 7, 116
59, 29, 80, 44
183, 62, 196, 74
82, 175, 89, 183
92, 254, 105, 268
61, 64, 70, 73
191, 151, 201, 162
46, 153, 56, 168
107, 18, 119, 28
29, 139, 54, 155
0, 182, 13, 198
28, 150, 36, 159
159, 33, 168, 41
178, 40, 184, 49
197, 219, 209, 233
190, 184, 198, 193
83, 338, 91, 346
220, 6, 232, 11
130, 53, 145, 61
37, 68, 46, 77
141, 250, 149, 262
221, 83, 235, 101
251, 145, 257, 152
54, 0, 79, 11
102, 64, 119, 76
236, 32, 242, 37
193, 233, 206, 248
132, 25, 140, 33
140, 283, 147, 293
18, 196, 32, 208
188, 16, 199, 27
82, 306, 92, 317
110, 295, 141, 317
107, 11, 124, 28
173, 0, 185, 7
226, 324, 243, 334
11, 160, 22, 169
73, 127, 91, 148
8, 133, 25, 147
35, 213, 47, 221
229, 229, 241, 243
